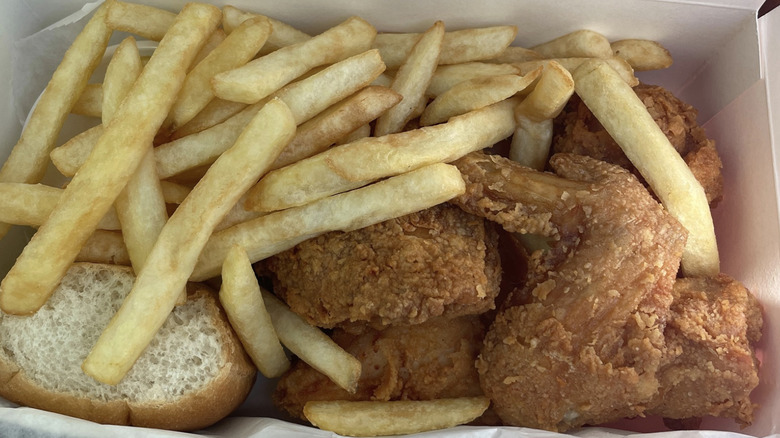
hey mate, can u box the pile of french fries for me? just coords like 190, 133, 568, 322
0, 0, 719, 435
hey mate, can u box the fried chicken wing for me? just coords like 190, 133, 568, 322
553, 84, 723, 206
651, 274, 763, 424
265, 204, 501, 329
452, 152, 687, 431
273, 315, 486, 421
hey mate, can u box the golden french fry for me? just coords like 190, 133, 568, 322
215, 194, 265, 232
156, 49, 385, 179
509, 116, 553, 170
427, 62, 522, 97
335, 124, 372, 145
220, 245, 290, 378
191, 162, 466, 281
420, 73, 537, 126
160, 181, 192, 205
212, 17, 376, 104
531, 29, 612, 58
170, 98, 247, 140
0, 0, 113, 240
375, 21, 445, 136
489, 46, 543, 63
166, 16, 272, 131
273, 86, 402, 170
246, 98, 516, 213
572, 59, 719, 276
71, 83, 103, 118
0, 183, 120, 231
221, 5, 311, 54
105, 0, 175, 41
515, 56, 638, 87
190, 29, 226, 70
102, 36, 143, 125
514, 60, 574, 122
76, 230, 130, 266
260, 288, 360, 393
304, 397, 490, 437
611, 39, 673, 71
374, 26, 517, 69
49, 125, 103, 177
0, 3, 222, 316
82, 98, 296, 385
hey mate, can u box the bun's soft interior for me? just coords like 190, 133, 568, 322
0, 263, 224, 403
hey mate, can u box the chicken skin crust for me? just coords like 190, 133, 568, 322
553, 84, 723, 206
265, 204, 501, 329
453, 152, 687, 432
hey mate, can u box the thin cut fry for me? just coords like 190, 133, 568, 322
514, 60, 574, 122
0, 0, 113, 240
212, 17, 376, 104
191, 162, 467, 281
489, 46, 543, 63
509, 116, 553, 170
515, 57, 638, 87
375, 21, 445, 136
170, 98, 247, 140
245, 98, 516, 212
82, 98, 296, 385
76, 230, 130, 266
102, 36, 143, 125
374, 26, 517, 69
49, 125, 103, 177
0, 3, 222, 316
220, 245, 290, 378
304, 397, 490, 437
0, 183, 120, 231
156, 49, 385, 179
166, 16, 272, 131
420, 73, 537, 126
221, 5, 311, 54
160, 181, 192, 205
105, 1, 176, 41
272, 86, 402, 170
611, 39, 673, 71
572, 59, 718, 276
71, 83, 103, 117
261, 288, 360, 393
190, 29, 226, 70
336, 124, 372, 145
531, 29, 612, 58
427, 62, 522, 97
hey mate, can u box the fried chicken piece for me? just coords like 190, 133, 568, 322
553, 84, 723, 206
265, 204, 501, 329
273, 315, 486, 421
650, 274, 763, 424
452, 152, 687, 432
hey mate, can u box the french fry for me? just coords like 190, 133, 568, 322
170, 98, 247, 140
335, 123, 372, 145
515, 56, 638, 87
572, 59, 719, 276
76, 230, 130, 266
374, 26, 517, 69
303, 397, 490, 437
221, 5, 311, 54
489, 46, 543, 63
375, 21, 445, 136
191, 162, 466, 281
0, 183, 120, 231
211, 17, 376, 104
220, 245, 290, 378
159, 181, 193, 205
156, 49, 385, 179
166, 16, 272, 131
49, 125, 102, 177
420, 73, 537, 126
0, 0, 113, 240
245, 98, 516, 213
102, 37, 143, 125
427, 62, 523, 97
190, 29, 226, 70
0, 3, 222, 316
215, 194, 265, 232
71, 83, 103, 118
531, 29, 612, 58
272, 86, 402, 170
510, 61, 573, 169
82, 98, 296, 385
261, 288, 360, 393
105, 0, 176, 41
611, 39, 673, 71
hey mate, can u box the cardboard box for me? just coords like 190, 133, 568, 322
1, 0, 778, 436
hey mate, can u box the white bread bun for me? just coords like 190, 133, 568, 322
0, 262, 256, 431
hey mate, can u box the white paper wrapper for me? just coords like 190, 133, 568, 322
1, 1, 779, 437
